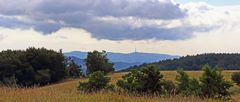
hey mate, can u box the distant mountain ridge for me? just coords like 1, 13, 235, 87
64, 51, 179, 71
64, 51, 179, 63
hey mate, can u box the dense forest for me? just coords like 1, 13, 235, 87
124, 53, 240, 71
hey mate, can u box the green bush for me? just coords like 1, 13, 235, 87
78, 71, 114, 92
231, 72, 240, 85
176, 69, 201, 96
176, 65, 233, 100
117, 66, 175, 94
162, 80, 176, 95
199, 65, 233, 100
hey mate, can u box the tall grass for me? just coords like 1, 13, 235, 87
0, 71, 239, 102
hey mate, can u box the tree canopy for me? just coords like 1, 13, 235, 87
0, 47, 67, 86
85, 50, 114, 74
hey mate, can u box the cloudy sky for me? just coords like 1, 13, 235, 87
0, 0, 240, 55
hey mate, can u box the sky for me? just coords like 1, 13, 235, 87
0, 0, 240, 56
176, 0, 240, 6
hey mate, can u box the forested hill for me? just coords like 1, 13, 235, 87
123, 53, 240, 71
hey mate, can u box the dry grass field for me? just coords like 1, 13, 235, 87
0, 71, 240, 102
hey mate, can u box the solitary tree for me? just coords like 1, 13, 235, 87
67, 60, 83, 78
85, 50, 114, 74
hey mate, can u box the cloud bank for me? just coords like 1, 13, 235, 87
0, 0, 218, 40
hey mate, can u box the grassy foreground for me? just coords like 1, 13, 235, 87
0, 71, 240, 102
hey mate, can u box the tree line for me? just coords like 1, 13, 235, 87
0, 48, 113, 86
125, 53, 240, 71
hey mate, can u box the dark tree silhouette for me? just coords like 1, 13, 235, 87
0, 47, 67, 86
85, 50, 114, 74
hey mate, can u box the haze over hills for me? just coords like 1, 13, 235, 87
64, 51, 179, 71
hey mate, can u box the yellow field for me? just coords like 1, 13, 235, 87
0, 71, 240, 102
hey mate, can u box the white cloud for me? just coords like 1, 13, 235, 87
0, 0, 201, 41
0, 35, 5, 40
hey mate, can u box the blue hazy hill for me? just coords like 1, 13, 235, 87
64, 51, 179, 71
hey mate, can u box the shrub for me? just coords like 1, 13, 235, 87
117, 66, 175, 94
231, 72, 240, 86
199, 65, 233, 100
78, 71, 114, 92
176, 69, 201, 96
162, 80, 176, 95
116, 70, 139, 92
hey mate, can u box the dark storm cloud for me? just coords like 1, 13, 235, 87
0, 17, 28, 29
0, 0, 212, 40
83, 21, 214, 40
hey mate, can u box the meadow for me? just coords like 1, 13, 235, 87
0, 71, 240, 102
